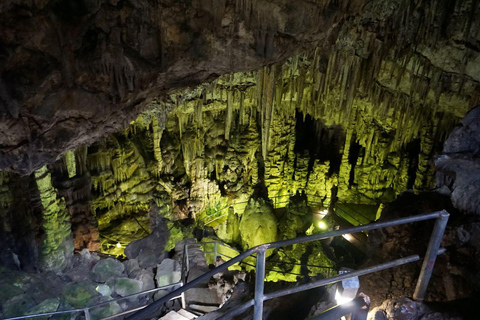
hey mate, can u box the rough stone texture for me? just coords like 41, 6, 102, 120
359, 192, 472, 307
435, 106, 480, 215
61, 281, 99, 308
1, 294, 36, 318
1, 0, 479, 176
26, 298, 60, 316
91, 257, 125, 282
238, 198, 278, 250
367, 298, 463, 320
113, 277, 143, 297
124, 222, 170, 268
155, 258, 181, 287
0, 0, 363, 174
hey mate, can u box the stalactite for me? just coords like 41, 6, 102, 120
260, 66, 275, 161
225, 76, 234, 140
152, 117, 163, 175
64, 150, 76, 179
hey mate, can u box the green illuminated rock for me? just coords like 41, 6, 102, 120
34, 166, 73, 272
238, 199, 278, 251
61, 282, 99, 308
113, 277, 143, 297
26, 298, 60, 318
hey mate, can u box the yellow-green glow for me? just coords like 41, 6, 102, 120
318, 221, 327, 230
64, 150, 76, 178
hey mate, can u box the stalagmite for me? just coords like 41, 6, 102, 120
34, 166, 73, 272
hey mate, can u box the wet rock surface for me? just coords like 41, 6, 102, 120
435, 106, 480, 216
0, 0, 362, 174
368, 297, 467, 320
0, 246, 179, 318
1, 0, 479, 175
359, 192, 471, 307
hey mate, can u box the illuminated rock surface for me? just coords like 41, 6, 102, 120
0, 1, 479, 319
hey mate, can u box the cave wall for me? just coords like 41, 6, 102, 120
1, 0, 479, 176
1, 0, 480, 266
0, 0, 363, 174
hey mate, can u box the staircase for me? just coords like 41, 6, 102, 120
172, 240, 226, 316
160, 309, 198, 320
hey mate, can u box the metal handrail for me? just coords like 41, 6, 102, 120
127, 210, 450, 320
2, 282, 183, 320
196, 241, 334, 278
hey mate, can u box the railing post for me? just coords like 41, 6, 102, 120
185, 244, 190, 272
214, 242, 218, 263
413, 210, 449, 301
254, 246, 267, 320
84, 308, 91, 320
180, 283, 186, 309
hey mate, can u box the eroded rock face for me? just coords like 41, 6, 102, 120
2, 0, 480, 175
0, 0, 363, 174
435, 106, 480, 215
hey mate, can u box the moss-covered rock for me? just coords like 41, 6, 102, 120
2, 294, 36, 318
61, 282, 99, 308
113, 278, 143, 297
26, 298, 60, 319
91, 258, 125, 283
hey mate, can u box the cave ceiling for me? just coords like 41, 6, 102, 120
0, 0, 479, 174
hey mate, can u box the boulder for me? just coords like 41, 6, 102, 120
130, 268, 156, 291
90, 300, 123, 319
435, 106, 480, 215
61, 282, 99, 308
125, 222, 169, 268
2, 294, 36, 318
123, 259, 141, 276
26, 298, 60, 318
95, 284, 112, 297
114, 278, 143, 297
155, 259, 182, 287
91, 258, 125, 283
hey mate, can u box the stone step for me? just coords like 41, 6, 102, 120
188, 304, 219, 314
159, 310, 189, 320
177, 309, 198, 319
184, 288, 222, 306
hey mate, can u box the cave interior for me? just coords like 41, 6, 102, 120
1, 0, 480, 319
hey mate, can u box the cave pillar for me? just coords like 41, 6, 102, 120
35, 166, 73, 272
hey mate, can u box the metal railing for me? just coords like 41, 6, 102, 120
2, 282, 184, 320
4, 245, 198, 320
188, 241, 335, 278
126, 210, 450, 320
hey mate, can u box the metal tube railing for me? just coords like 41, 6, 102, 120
218, 249, 446, 320
253, 247, 267, 320
128, 210, 449, 320
413, 212, 449, 300
2, 282, 183, 320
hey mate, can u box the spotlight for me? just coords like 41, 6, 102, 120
116, 242, 122, 248
318, 221, 327, 230
335, 268, 360, 305
317, 209, 328, 218
342, 234, 353, 241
